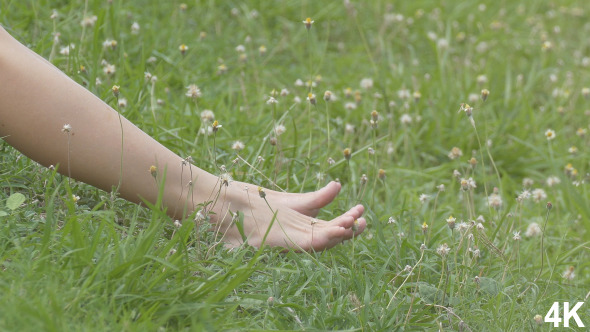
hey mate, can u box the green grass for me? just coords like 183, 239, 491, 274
1, 0, 590, 330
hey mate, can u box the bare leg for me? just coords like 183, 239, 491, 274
0, 27, 366, 251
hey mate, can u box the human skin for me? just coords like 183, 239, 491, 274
0, 26, 366, 251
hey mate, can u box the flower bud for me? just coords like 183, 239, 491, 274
481, 89, 490, 101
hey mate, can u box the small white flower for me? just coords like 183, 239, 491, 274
274, 124, 286, 136
488, 193, 502, 208
457, 222, 470, 233
400, 113, 412, 125
194, 210, 206, 222
546, 176, 561, 187
545, 129, 556, 140
199, 126, 213, 136
103, 63, 116, 75
200, 110, 215, 123
419, 193, 429, 204
447, 147, 463, 160
436, 243, 451, 256
467, 177, 477, 189
532, 188, 547, 203
232, 141, 245, 151
81, 15, 98, 27
397, 89, 411, 99
437, 38, 449, 49
525, 222, 542, 237
102, 39, 116, 50
235, 44, 245, 53
437, 184, 445, 192
59, 45, 72, 56
562, 266, 575, 281
131, 22, 140, 35
477, 75, 488, 85
117, 98, 127, 108
517, 190, 531, 202
360, 78, 374, 89
186, 84, 202, 99
513, 231, 521, 241
345, 102, 357, 110
220, 172, 233, 186
388, 217, 396, 224
266, 96, 278, 105
345, 123, 355, 134
62, 124, 72, 133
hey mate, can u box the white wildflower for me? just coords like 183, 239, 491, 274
200, 110, 215, 123
186, 84, 202, 99
525, 222, 542, 237
546, 176, 561, 187
360, 78, 374, 89
231, 141, 245, 151
532, 188, 547, 203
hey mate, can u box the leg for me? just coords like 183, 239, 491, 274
0, 27, 366, 251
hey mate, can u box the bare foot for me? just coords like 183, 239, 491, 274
209, 181, 366, 251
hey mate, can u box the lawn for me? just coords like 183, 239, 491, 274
1, 0, 589, 330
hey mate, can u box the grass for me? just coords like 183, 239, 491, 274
1, 0, 590, 330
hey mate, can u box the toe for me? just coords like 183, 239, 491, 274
344, 204, 365, 219
283, 181, 342, 217
304, 181, 341, 209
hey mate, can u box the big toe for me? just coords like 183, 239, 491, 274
286, 181, 342, 216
